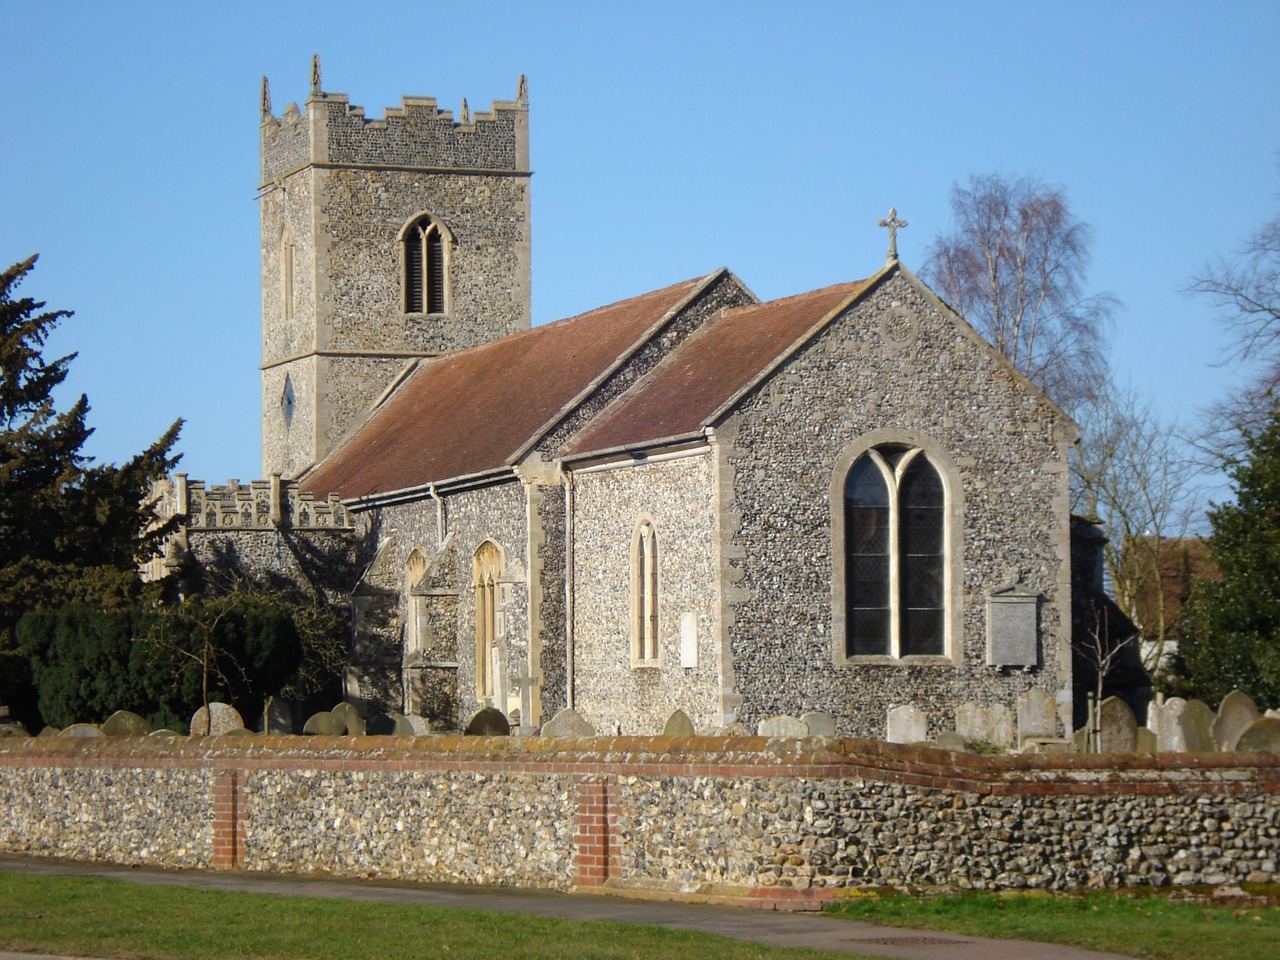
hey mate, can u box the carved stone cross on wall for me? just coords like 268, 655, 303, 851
878, 207, 908, 262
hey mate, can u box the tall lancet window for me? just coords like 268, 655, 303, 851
403, 215, 447, 314
473, 541, 502, 699
631, 520, 659, 664
844, 445, 947, 658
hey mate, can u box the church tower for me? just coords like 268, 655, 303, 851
259, 59, 532, 477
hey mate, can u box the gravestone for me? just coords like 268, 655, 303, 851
366, 712, 416, 736
934, 730, 967, 751
1213, 691, 1261, 751
465, 707, 511, 736
1017, 689, 1058, 743
514, 662, 540, 736
886, 705, 928, 744
58, 724, 103, 737
1234, 717, 1280, 753
302, 710, 344, 736
189, 703, 244, 736
1266, 709, 1280, 720
758, 714, 808, 738
709, 722, 750, 736
1178, 699, 1217, 752
1098, 697, 1138, 753
331, 701, 364, 736
542, 708, 596, 738
1136, 727, 1158, 754
264, 698, 293, 735
149, 729, 180, 737
955, 702, 1013, 747
404, 714, 432, 736
801, 711, 837, 737
101, 710, 151, 737
218, 727, 255, 737
1071, 726, 1089, 752
1148, 696, 1188, 752
662, 709, 696, 737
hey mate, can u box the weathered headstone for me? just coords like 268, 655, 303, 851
934, 730, 967, 752
758, 714, 808, 738
1136, 727, 1158, 754
886, 705, 928, 744
465, 707, 511, 736
58, 724, 103, 738
189, 703, 244, 737
514, 662, 540, 736
955, 702, 1014, 748
149, 729, 180, 737
218, 726, 255, 737
1213, 690, 1261, 751
331, 701, 364, 736
1098, 697, 1138, 753
1148, 696, 1188, 752
1071, 726, 1089, 753
1234, 717, 1280, 753
101, 710, 151, 737
800, 711, 837, 737
365, 712, 413, 735
264, 698, 293, 735
662, 709, 696, 737
542, 708, 596, 738
709, 722, 750, 736
0, 721, 29, 737
1016, 688, 1058, 743
302, 711, 344, 736
404, 714, 432, 736
1178, 699, 1217, 752
1267, 709, 1280, 720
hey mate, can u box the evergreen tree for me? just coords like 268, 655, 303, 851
0, 256, 182, 724
1179, 409, 1280, 707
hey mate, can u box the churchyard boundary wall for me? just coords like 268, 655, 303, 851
0, 736, 1276, 910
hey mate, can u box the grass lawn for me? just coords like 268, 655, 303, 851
825, 887, 1280, 960
0, 871, 859, 960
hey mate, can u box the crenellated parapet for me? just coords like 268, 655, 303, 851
261, 60, 529, 183
154, 474, 355, 532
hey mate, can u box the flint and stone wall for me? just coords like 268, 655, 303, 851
1, 737, 1275, 907
719, 272, 1076, 739
571, 452, 723, 734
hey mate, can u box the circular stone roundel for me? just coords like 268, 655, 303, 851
880, 307, 918, 347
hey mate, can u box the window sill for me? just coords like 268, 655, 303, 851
837, 654, 955, 667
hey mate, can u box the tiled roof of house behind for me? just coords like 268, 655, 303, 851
302, 275, 713, 500
561, 280, 868, 458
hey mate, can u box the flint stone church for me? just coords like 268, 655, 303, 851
155, 63, 1078, 741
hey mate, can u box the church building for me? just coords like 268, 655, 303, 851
163, 64, 1078, 742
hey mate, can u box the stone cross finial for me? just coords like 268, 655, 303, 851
460, 97, 470, 125
878, 207, 908, 262
261, 76, 272, 118
310, 54, 322, 95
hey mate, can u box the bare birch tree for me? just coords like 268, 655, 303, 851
924, 174, 1116, 410
1189, 210, 1280, 459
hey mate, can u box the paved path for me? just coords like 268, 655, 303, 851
0, 856, 1132, 960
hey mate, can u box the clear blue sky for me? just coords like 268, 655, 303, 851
2, 0, 1277, 484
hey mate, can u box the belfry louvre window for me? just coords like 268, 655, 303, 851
844, 445, 945, 657
403, 216, 446, 314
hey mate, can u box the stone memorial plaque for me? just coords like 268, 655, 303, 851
986, 585, 1039, 667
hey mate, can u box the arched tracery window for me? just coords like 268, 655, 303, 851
844, 445, 947, 658
403, 214, 447, 315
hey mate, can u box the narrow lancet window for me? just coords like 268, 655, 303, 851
404, 216, 447, 314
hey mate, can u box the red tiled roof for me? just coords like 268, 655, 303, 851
302, 275, 713, 499
561, 280, 868, 458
